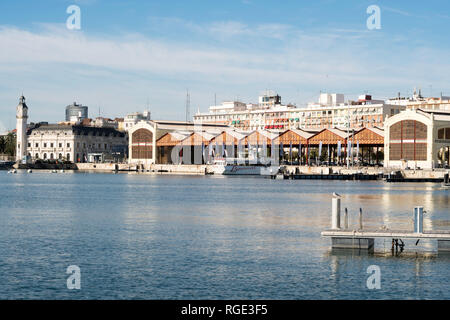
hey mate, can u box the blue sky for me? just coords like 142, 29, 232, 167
1, 0, 450, 130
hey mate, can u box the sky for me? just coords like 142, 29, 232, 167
1, 0, 450, 130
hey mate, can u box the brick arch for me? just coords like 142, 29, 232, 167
389, 120, 427, 161
132, 128, 153, 159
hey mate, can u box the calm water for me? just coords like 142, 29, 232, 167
0, 170, 449, 299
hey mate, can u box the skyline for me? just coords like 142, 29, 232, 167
2, 0, 450, 130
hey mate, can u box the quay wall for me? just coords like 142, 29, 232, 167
76, 163, 136, 172
150, 164, 208, 175
10, 162, 449, 179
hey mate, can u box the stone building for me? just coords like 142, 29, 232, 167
16, 96, 127, 163
27, 124, 127, 163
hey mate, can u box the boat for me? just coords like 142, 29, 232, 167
27, 169, 32, 173
211, 159, 280, 176
7, 169, 17, 174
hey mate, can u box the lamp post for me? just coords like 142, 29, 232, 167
346, 104, 350, 169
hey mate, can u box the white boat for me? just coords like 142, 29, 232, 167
210, 158, 279, 176
213, 164, 279, 176
8, 169, 17, 174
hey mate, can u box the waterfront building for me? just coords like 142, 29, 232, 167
15, 96, 127, 163
26, 124, 127, 163
194, 92, 404, 131
153, 124, 386, 166
16, 96, 28, 161
384, 109, 450, 169
65, 102, 88, 122
128, 120, 228, 165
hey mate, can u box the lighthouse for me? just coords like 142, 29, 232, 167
16, 95, 28, 162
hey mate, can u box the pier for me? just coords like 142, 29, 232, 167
321, 196, 450, 253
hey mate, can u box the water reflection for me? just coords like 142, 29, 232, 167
1, 172, 450, 299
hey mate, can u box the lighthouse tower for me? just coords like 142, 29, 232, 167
16, 95, 28, 162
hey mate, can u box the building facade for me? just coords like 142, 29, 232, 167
16, 97, 127, 163
128, 120, 229, 166
27, 124, 127, 163
124, 111, 151, 131
384, 109, 450, 169
194, 93, 404, 132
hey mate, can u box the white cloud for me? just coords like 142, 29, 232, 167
0, 20, 450, 126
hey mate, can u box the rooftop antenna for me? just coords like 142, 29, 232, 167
185, 89, 190, 123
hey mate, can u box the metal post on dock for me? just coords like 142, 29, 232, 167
414, 206, 424, 234
331, 193, 341, 230
359, 208, 363, 230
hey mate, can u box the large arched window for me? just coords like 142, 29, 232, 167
132, 128, 153, 159
389, 120, 427, 161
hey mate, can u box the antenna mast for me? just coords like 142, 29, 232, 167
185, 89, 190, 123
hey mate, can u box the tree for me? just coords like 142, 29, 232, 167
0, 133, 16, 156
0, 136, 5, 153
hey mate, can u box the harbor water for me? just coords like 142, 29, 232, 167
0, 171, 449, 299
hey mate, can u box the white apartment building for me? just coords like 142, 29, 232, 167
124, 111, 151, 131
194, 92, 404, 131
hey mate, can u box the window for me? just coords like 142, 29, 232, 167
67, 153, 70, 161
438, 128, 450, 140
389, 120, 427, 161
51, 143, 54, 148
28, 143, 31, 147
44, 143, 47, 148
59, 143, 62, 148
35, 143, 39, 147
67, 143, 70, 148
